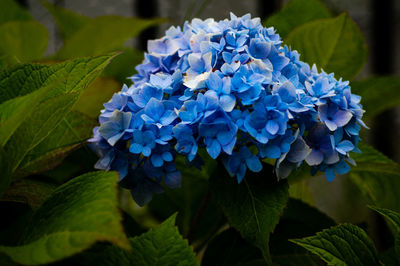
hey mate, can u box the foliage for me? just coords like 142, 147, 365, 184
0, 0, 400, 265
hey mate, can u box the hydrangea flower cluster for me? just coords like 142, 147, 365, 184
90, 13, 366, 206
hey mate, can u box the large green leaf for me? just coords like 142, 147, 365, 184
351, 76, 400, 120
349, 143, 400, 212
0, 92, 79, 191
0, 83, 52, 146
56, 16, 165, 59
0, 21, 48, 65
0, 171, 130, 265
210, 168, 289, 263
286, 13, 367, 80
42, 0, 91, 41
290, 223, 379, 266
369, 208, 400, 260
380, 246, 400, 266
15, 111, 97, 178
0, 0, 32, 25
0, 54, 114, 102
0, 55, 114, 195
369, 206, 400, 232
0, 178, 56, 209
264, 0, 331, 38
89, 214, 197, 266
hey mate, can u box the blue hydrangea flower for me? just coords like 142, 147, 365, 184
141, 98, 177, 128
199, 108, 238, 159
224, 146, 262, 183
91, 13, 366, 206
98, 110, 132, 146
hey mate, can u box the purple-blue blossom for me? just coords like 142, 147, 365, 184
90, 13, 366, 206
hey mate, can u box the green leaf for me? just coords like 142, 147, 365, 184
0, 54, 114, 102
0, 0, 32, 25
210, 169, 289, 263
42, 0, 91, 40
0, 178, 56, 209
0, 92, 79, 193
286, 13, 367, 80
380, 246, 400, 266
351, 76, 400, 120
264, 0, 331, 38
0, 55, 114, 195
0, 83, 52, 146
0, 171, 130, 265
0, 21, 48, 65
89, 214, 197, 266
349, 143, 400, 212
368, 206, 400, 232
396, 235, 400, 260
56, 16, 165, 59
290, 223, 379, 266
15, 111, 97, 178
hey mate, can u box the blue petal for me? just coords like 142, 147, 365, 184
107, 132, 124, 146
325, 168, 336, 182
266, 120, 279, 135
335, 161, 350, 175
164, 170, 182, 188
261, 145, 281, 159
207, 139, 221, 159
274, 81, 296, 103
221, 135, 236, 155
249, 39, 271, 59
142, 146, 152, 157
151, 154, 164, 167
162, 152, 173, 162
206, 72, 222, 91
286, 137, 311, 163
130, 143, 143, 154
334, 110, 352, 127
188, 53, 205, 73
145, 98, 165, 122
236, 165, 246, 183
325, 120, 337, 131
220, 94, 236, 112
305, 149, 323, 165
246, 156, 262, 172
160, 110, 177, 126
99, 122, 120, 141
130, 177, 164, 207
336, 140, 354, 155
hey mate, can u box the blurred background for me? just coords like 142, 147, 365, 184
13, 0, 400, 251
